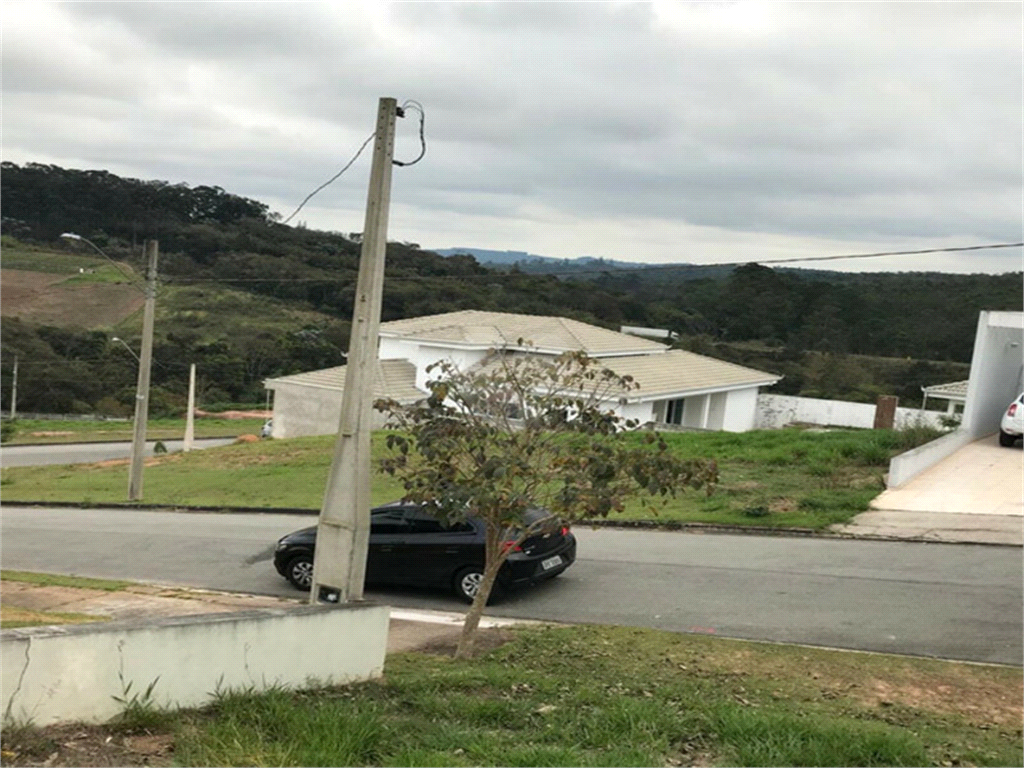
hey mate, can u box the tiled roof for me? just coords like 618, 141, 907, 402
606, 351, 780, 399
264, 359, 423, 402
379, 310, 667, 356
922, 379, 969, 400
474, 350, 779, 400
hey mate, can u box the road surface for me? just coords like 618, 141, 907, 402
0, 438, 236, 468
1, 505, 1020, 665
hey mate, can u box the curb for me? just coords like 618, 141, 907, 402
3, 500, 1019, 546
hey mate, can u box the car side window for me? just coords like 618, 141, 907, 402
370, 510, 408, 535
405, 509, 475, 535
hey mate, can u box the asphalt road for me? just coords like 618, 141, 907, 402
0, 438, 236, 468
1, 505, 1020, 665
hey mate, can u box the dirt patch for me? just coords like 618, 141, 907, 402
860, 674, 1023, 729
1, 270, 144, 329
27, 432, 75, 438
411, 626, 515, 657
728, 648, 1024, 730
194, 410, 270, 419
1, 723, 174, 767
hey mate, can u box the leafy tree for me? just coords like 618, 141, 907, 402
375, 349, 719, 658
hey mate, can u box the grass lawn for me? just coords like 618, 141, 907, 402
3, 624, 1020, 766
4, 417, 267, 445
0, 427, 941, 529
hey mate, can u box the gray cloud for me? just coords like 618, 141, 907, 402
2, 1, 1021, 272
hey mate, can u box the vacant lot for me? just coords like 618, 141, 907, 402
1, 268, 145, 329
2, 624, 1019, 767
0, 427, 941, 529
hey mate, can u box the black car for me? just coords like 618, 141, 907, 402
273, 502, 576, 603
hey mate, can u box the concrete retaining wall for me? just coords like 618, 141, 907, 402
884, 428, 975, 488
755, 394, 947, 431
2, 602, 389, 726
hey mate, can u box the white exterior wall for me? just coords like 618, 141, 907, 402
2, 604, 388, 726
721, 387, 759, 432
618, 400, 655, 425
270, 382, 389, 439
649, 387, 762, 432
961, 311, 1024, 438
756, 393, 947, 431
379, 339, 489, 391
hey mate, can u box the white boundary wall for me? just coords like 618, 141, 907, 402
2, 603, 389, 726
755, 394, 946, 431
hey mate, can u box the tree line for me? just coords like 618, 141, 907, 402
0, 163, 1018, 416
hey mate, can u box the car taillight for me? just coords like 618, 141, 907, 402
501, 540, 522, 553
1009, 404, 1018, 417
560, 526, 570, 537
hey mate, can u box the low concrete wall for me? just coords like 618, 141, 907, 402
756, 394, 947, 431
885, 428, 975, 488
2, 602, 389, 726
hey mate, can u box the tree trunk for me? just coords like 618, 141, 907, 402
455, 553, 505, 659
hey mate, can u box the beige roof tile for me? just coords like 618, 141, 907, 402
380, 310, 666, 356
265, 359, 423, 402
606, 350, 780, 400
471, 349, 779, 400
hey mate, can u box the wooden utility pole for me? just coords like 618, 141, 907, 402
183, 363, 196, 452
310, 97, 398, 604
9, 355, 17, 420
128, 240, 158, 501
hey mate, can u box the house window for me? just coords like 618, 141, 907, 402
665, 398, 686, 425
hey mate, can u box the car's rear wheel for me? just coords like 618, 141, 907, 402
999, 430, 1018, 447
285, 553, 314, 591
454, 566, 484, 603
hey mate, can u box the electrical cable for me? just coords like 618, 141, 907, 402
281, 131, 376, 226
393, 100, 426, 167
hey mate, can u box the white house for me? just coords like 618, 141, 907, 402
265, 310, 781, 439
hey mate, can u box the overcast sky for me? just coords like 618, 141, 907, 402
3, 1, 1022, 273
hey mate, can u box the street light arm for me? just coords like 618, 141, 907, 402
60, 233, 146, 291
111, 337, 142, 364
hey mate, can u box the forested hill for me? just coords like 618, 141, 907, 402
1, 162, 1020, 414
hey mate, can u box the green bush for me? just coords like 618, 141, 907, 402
0, 420, 16, 443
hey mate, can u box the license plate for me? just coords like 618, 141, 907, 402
541, 555, 562, 571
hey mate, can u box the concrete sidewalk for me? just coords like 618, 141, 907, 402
0, 580, 527, 654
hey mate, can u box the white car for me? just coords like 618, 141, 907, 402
998, 393, 1023, 447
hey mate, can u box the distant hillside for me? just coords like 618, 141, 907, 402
434, 247, 646, 272
1, 162, 1020, 416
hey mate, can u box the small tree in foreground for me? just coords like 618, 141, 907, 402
375, 348, 719, 659
376, 352, 720, 659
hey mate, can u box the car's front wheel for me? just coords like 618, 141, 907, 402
999, 430, 1018, 447
285, 553, 314, 591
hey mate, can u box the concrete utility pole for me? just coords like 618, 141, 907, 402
128, 240, 158, 501
310, 97, 398, 604
183, 363, 196, 452
9, 355, 17, 420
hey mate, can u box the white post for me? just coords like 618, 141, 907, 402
9, 355, 17, 420
310, 97, 398, 604
184, 363, 196, 452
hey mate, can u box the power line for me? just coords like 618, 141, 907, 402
393, 100, 426, 167
279, 99, 425, 226
281, 131, 375, 226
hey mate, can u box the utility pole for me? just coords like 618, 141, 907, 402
183, 363, 196, 452
9, 355, 17, 420
128, 240, 158, 501
310, 97, 398, 604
